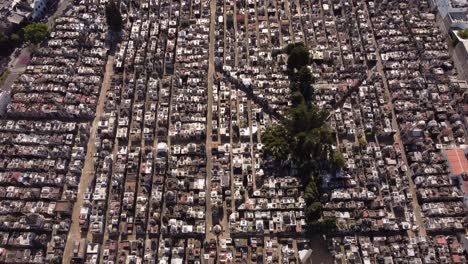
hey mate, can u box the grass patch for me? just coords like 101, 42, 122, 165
0, 70, 11, 87
458, 29, 468, 39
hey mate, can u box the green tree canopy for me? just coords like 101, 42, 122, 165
330, 151, 346, 170
458, 29, 468, 39
358, 136, 367, 146
291, 90, 305, 106
285, 43, 295, 54
106, 1, 123, 31
10, 34, 21, 44
284, 103, 328, 136
226, 12, 234, 29
265, 41, 345, 230
263, 102, 342, 177
0, 33, 9, 50
297, 66, 312, 85
303, 179, 319, 203
296, 66, 313, 102
305, 201, 322, 223
23, 22, 50, 44
262, 125, 290, 161
287, 44, 309, 70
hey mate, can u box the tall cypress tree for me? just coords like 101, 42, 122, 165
105, 1, 123, 32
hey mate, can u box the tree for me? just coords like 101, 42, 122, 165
106, 1, 123, 32
291, 91, 304, 106
265, 103, 336, 181
0, 33, 9, 50
262, 125, 290, 162
284, 103, 328, 136
297, 66, 312, 86
305, 201, 322, 223
296, 66, 313, 102
285, 43, 295, 54
458, 29, 468, 39
303, 179, 319, 203
287, 45, 309, 70
291, 128, 334, 172
10, 34, 21, 44
358, 136, 367, 146
330, 151, 346, 170
263, 103, 343, 176
365, 130, 375, 137
23, 22, 50, 44
226, 12, 234, 29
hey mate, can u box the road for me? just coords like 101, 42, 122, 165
62, 56, 115, 262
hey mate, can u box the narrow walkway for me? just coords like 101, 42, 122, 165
204, 0, 216, 246
364, 0, 427, 237
62, 56, 115, 262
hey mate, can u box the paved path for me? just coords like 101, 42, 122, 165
205, 0, 217, 245
1, 47, 31, 93
62, 56, 115, 262
45, 0, 71, 28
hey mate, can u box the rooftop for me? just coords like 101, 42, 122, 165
445, 148, 468, 176
451, 0, 468, 9
448, 11, 468, 22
